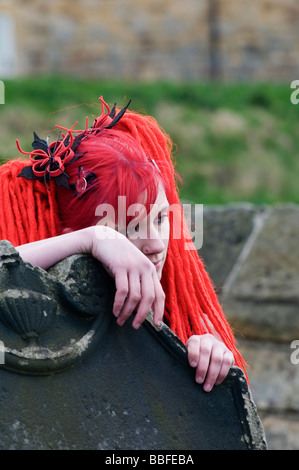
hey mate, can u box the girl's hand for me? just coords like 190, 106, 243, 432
16, 226, 165, 330
186, 334, 234, 392
91, 226, 165, 330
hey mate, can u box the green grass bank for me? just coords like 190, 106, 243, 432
0, 77, 297, 204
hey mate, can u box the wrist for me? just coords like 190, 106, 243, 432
90, 225, 126, 257
74, 226, 95, 255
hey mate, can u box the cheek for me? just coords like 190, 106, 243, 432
125, 236, 140, 252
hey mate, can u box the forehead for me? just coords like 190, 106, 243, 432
150, 185, 169, 212
123, 185, 169, 230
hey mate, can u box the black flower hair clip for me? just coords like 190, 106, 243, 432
90, 96, 131, 133
16, 122, 79, 190
16, 96, 131, 192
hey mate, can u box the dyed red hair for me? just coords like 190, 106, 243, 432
115, 111, 247, 375
0, 102, 247, 378
55, 129, 170, 233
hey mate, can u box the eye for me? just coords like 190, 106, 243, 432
126, 223, 139, 237
157, 211, 169, 224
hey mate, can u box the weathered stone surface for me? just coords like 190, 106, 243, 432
238, 339, 299, 412
221, 205, 299, 341
198, 203, 299, 450
0, 325, 266, 450
0, 245, 116, 375
0, 241, 266, 450
258, 412, 299, 451
226, 205, 299, 303
48, 253, 115, 317
222, 299, 299, 342
199, 203, 263, 291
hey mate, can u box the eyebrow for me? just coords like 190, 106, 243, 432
151, 203, 169, 215
159, 204, 170, 212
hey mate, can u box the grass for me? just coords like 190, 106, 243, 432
0, 76, 298, 204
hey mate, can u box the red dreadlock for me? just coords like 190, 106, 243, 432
0, 159, 59, 246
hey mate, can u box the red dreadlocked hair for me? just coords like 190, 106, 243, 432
115, 111, 247, 376
0, 99, 247, 378
0, 159, 59, 246
54, 129, 170, 233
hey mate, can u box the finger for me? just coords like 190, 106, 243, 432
215, 351, 234, 385
195, 335, 212, 385
203, 345, 225, 392
113, 269, 129, 317
116, 270, 141, 326
150, 274, 165, 327
132, 271, 156, 329
186, 336, 200, 368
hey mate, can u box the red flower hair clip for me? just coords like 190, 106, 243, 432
91, 96, 131, 133
16, 96, 131, 191
16, 122, 79, 189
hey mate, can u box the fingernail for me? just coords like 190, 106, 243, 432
133, 321, 141, 329
196, 375, 204, 383
204, 383, 212, 392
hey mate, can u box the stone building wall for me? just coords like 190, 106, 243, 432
0, 0, 298, 81
199, 203, 299, 450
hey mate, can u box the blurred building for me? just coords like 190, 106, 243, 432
0, 0, 298, 81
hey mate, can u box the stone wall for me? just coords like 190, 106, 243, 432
199, 203, 299, 450
0, 0, 298, 81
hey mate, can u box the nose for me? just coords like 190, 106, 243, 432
141, 237, 165, 256
140, 225, 165, 257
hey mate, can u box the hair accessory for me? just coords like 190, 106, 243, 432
148, 157, 161, 173
90, 96, 131, 133
16, 123, 79, 190
75, 166, 87, 194
16, 96, 131, 191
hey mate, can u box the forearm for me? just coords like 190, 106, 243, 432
15, 225, 165, 331
15, 227, 94, 270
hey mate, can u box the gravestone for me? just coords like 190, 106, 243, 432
0, 241, 267, 450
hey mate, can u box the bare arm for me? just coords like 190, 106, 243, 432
15, 226, 165, 329
17, 227, 232, 390
16, 227, 93, 271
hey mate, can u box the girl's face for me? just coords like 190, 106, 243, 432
97, 184, 170, 280
125, 185, 170, 280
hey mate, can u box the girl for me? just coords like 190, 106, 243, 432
0, 97, 247, 391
